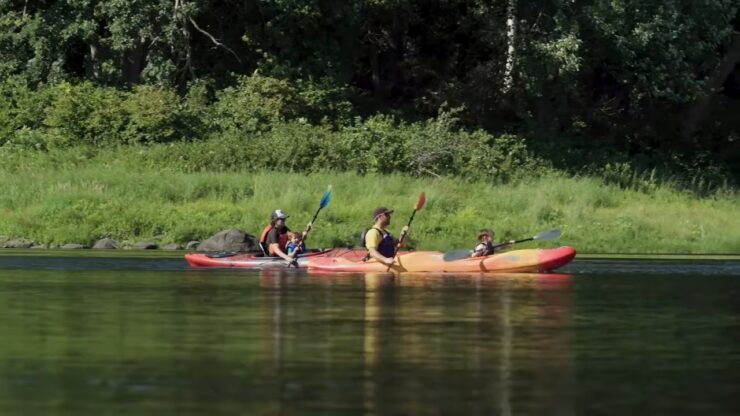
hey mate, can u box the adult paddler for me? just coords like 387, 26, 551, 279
364, 207, 408, 266
259, 209, 303, 261
257, 186, 330, 265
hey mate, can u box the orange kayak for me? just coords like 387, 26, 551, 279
307, 246, 576, 273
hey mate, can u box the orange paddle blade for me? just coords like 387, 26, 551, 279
416, 192, 426, 211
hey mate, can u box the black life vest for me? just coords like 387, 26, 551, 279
363, 227, 395, 258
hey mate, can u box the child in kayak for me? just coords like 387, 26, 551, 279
286, 231, 306, 257
471, 229, 514, 257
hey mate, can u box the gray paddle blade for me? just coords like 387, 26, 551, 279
533, 229, 561, 241
442, 249, 473, 262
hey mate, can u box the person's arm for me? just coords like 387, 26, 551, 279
266, 229, 293, 261
270, 243, 293, 261
367, 247, 394, 266
394, 225, 410, 246
494, 240, 516, 253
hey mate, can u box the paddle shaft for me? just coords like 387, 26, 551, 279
301, 205, 323, 243
287, 189, 331, 267
491, 236, 533, 249
443, 229, 561, 262
385, 209, 418, 272
301, 188, 333, 245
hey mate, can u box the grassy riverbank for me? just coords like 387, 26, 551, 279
1, 147, 737, 254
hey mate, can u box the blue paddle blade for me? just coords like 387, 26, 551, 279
319, 185, 332, 209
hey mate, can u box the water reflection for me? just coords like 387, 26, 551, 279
3, 256, 740, 414
255, 270, 575, 415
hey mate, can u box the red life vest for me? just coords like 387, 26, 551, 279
259, 225, 289, 256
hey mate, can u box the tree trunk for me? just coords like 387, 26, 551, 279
88, 43, 100, 81
84, 0, 100, 82
682, 33, 740, 141
502, 0, 516, 94
121, 40, 145, 85
370, 43, 384, 97
387, 7, 404, 97
174, 0, 196, 81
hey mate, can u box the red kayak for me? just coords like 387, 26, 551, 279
186, 246, 575, 273
184, 248, 368, 268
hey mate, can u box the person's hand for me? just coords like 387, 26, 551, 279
400, 225, 409, 237
384, 257, 395, 266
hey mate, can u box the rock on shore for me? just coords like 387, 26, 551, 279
197, 229, 260, 252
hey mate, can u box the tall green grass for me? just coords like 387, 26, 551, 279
1, 149, 738, 253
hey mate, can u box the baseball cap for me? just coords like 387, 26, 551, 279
271, 209, 289, 220
372, 207, 394, 220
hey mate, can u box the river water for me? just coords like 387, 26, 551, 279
0, 255, 739, 415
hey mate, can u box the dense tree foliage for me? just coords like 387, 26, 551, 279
1, 0, 738, 182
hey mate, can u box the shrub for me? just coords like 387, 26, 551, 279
212, 74, 353, 134
44, 82, 127, 147
341, 114, 410, 174
122, 85, 180, 144
0, 76, 50, 146
212, 75, 301, 134
293, 78, 353, 126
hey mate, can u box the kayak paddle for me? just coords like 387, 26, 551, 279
304, 185, 333, 242
287, 185, 332, 267
386, 192, 426, 272
442, 228, 561, 262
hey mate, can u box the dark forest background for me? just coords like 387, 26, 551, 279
1, 0, 738, 187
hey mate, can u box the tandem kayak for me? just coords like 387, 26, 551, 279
184, 248, 369, 268
307, 246, 576, 273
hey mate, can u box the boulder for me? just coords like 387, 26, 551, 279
162, 243, 181, 250
134, 241, 158, 250
93, 238, 119, 249
197, 229, 261, 252
4, 240, 34, 249
185, 241, 200, 250
62, 244, 85, 249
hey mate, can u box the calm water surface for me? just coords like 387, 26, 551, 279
0, 255, 739, 415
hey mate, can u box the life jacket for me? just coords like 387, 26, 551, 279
259, 225, 290, 256
474, 241, 495, 257
286, 241, 305, 255
363, 227, 395, 258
